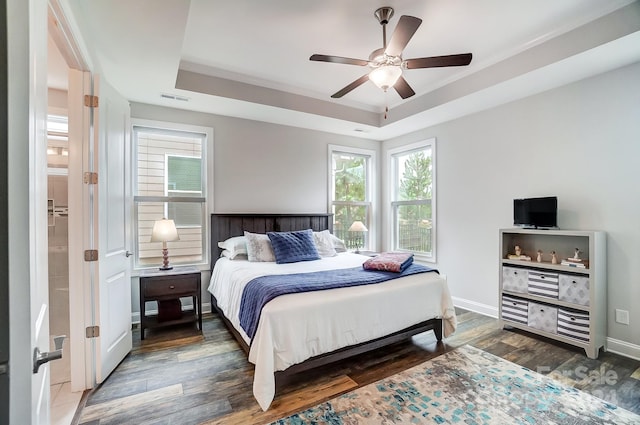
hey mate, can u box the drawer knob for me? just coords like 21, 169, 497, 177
540, 309, 544, 313
572, 281, 577, 284
570, 317, 576, 321
169, 285, 175, 289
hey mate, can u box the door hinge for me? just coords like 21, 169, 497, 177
84, 94, 99, 108
0, 362, 7, 375
84, 249, 98, 261
86, 326, 100, 338
83, 172, 98, 184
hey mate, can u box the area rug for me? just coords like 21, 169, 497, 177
269, 345, 639, 424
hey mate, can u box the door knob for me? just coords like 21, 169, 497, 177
33, 335, 66, 374
125, 250, 133, 257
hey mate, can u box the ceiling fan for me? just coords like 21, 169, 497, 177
310, 7, 472, 100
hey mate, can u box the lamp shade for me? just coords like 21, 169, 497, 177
369, 65, 402, 91
348, 221, 368, 232
150, 218, 180, 242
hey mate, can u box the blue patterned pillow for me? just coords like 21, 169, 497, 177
267, 229, 321, 264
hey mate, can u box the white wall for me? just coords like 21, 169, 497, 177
383, 62, 640, 352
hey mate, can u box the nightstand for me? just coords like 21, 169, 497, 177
139, 266, 202, 340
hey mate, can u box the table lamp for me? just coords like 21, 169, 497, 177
150, 218, 180, 270
348, 220, 368, 254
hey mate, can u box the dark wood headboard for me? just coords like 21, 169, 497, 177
210, 213, 333, 268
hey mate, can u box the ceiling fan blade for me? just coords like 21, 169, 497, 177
404, 53, 473, 69
310, 54, 368, 66
393, 76, 415, 99
384, 15, 422, 57
331, 74, 370, 98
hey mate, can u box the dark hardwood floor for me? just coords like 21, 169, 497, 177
75, 309, 640, 424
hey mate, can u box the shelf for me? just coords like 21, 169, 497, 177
501, 259, 590, 275
143, 310, 197, 329
501, 290, 590, 312
498, 228, 606, 359
500, 319, 595, 357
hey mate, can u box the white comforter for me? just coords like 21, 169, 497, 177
207, 252, 457, 411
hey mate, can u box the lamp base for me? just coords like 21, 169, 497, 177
160, 247, 172, 271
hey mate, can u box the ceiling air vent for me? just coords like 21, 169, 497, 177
161, 93, 189, 102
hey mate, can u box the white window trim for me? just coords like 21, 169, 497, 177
328, 144, 377, 250
131, 118, 214, 273
387, 138, 436, 263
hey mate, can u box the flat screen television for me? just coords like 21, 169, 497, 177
513, 196, 558, 229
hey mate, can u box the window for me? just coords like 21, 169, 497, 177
329, 145, 375, 250
133, 122, 211, 269
389, 139, 436, 261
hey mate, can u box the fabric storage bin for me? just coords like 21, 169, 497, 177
558, 274, 590, 306
502, 266, 528, 293
557, 308, 590, 342
527, 270, 559, 299
501, 295, 528, 324
527, 301, 558, 334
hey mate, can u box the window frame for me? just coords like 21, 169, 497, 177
388, 138, 437, 262
131, 119, 213, 272
328, 144, 377, 251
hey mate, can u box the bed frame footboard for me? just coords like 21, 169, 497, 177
211, 294, 442, 389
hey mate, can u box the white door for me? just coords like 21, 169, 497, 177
91, 75, 133, 382
64, 36, 132, 392
7, 0, 50, 422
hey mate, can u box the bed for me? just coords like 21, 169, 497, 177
208, 213, 457, 410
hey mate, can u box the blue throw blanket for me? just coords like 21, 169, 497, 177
239, 263, 437, 340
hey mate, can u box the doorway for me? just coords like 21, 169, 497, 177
47, 114, 70, 389
47, 32, 83, 423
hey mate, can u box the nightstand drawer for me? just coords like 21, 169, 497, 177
143, 276, 198, 297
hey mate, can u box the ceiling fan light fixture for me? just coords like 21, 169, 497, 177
369, 65, 402, 91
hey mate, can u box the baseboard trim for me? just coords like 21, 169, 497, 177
452, 296, 498, 318
452, 297, 640, 361
606, 337, 640, 361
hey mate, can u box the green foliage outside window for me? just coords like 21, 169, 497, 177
332, 154, 368, 247
334, 156, 365, 202
396, 149, 433, 253
399, 151, 432, 201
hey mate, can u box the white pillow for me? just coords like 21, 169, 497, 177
313, 230, 337, 257
217, 236, 247, 259
330, 234, 347, 253
220, 250, 248, 260
244, 231, 276, 262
